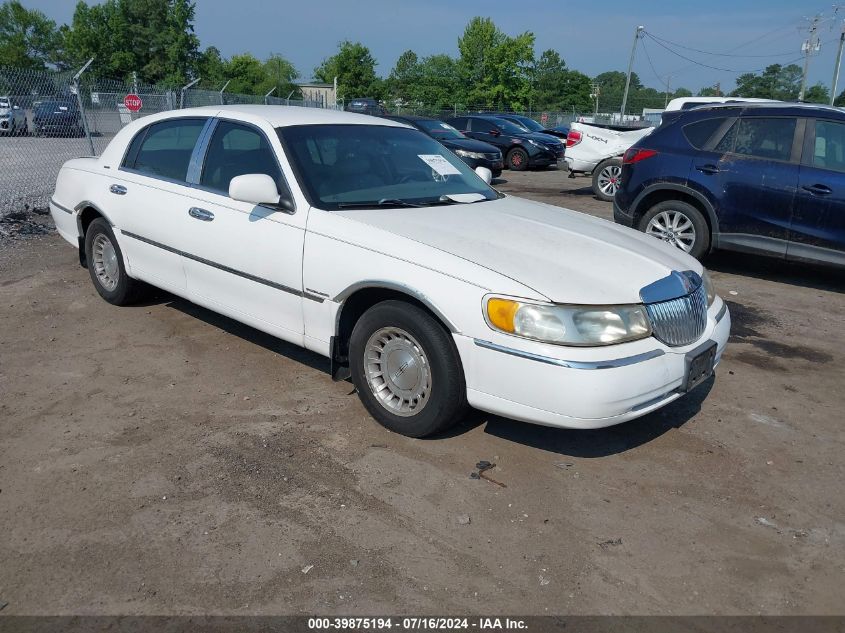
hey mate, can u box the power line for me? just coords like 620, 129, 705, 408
646, 32, 803, 58
639, 37, 669, 90
644, 32, 811, 74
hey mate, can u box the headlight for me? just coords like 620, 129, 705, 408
454, 149, 486, 159
526, 139, 549, 150
701, 269, 716, 306
486, 297, 652, 346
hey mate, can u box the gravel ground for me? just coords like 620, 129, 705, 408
1, 168, 844, 615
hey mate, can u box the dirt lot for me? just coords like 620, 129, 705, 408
1, 168, 844, 615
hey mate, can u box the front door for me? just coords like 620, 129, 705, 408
703, 115, 801, 257
179, 118, 307, 344
788, 118, 845, 266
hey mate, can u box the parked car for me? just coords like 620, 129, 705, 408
345, 98, 386, 116
32, 99, 84, 137
664, 96, 778, 112
565, 121, 654, 201
0, 96, 27, 135
446, 115, 564, 171
614, 102, 845, 267
383, 115, 503, 177
492, 113, 568, 140
49, 105, 729, 437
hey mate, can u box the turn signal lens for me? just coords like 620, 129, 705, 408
487, 298, 519, 333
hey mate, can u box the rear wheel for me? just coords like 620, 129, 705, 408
592, 158, 622, 201
507, 147, 529, 171
84, 218, 145, 305
638, 200, 710, 259
349, 300, 468, 438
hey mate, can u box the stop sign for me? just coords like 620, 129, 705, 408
124, 93, 142, 112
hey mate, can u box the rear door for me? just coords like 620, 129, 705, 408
178, 117, 307, 344
704, 114, 802, 257
788, 118, 845, 266
112, 117, 209, 293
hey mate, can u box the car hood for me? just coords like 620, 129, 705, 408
440, 137, 500, 153
520, 131, 563, 147
335, 196, 701, 304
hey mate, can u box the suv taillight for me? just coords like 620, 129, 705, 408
622, 148, 657, 165
566, 130, 582, 148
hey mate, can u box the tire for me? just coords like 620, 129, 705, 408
349, 300, 469, 438
637, 200, 711, 260
84, 218, 144, 305
506, 147, 529, 171
592, 158, 622, 202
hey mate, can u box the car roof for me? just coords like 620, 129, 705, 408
139, 105, 410, 128
689, 101, 845, 119
385, 114, 436, 123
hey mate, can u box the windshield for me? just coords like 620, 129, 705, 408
278, 124, 498, 210
414, 119, 464, 140
35, 101, 73, 113
508, 116, 543, 132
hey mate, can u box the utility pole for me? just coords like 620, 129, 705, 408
591, 83, 600, 115
831, 21, 845, 105
621, 25, 644, 118
664, 75, 672, 108
798, 14, 822, 102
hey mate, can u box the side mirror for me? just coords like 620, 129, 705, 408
475, 166, 493, 184
489, 129, 501, 137
229, 174, 294, 212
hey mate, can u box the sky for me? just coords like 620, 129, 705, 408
28, 0, 842, 95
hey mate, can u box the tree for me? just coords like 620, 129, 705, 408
414, 54, 459, 110
457, 17, 535, 109
62, 0, 200, 85
386, 49, 420, 104
314, 40, 380, 101
262, 54, 299, 99
196, 46, 225, 88
0, 0, 63, 69
532, 50, 591, 111
731, 64, 802, 100
698, 85, 721, 97
803, 83, 829, 104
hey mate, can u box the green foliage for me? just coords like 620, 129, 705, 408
62, 0, 200, 85
314, 40, 380, 100
803, 83, 830, 104
730, 64, 802, 100
0, 0, 63, 69
457, 17, 535, 109
531, 49, 592, 111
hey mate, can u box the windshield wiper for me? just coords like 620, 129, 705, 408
337, 198, 422, 209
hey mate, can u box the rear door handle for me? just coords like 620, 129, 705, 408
109, 184, 127, 195
695, 164, 720, 175
188, 207, 214, 221
802, 183, 832, 196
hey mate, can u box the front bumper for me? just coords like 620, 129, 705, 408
455, 300, 731, 429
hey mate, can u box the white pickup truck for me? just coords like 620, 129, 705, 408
564, 122, 653, 201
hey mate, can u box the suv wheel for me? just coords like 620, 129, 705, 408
592, 158, 622, 201
638, 200, 710, 259
349, 300, 468, 438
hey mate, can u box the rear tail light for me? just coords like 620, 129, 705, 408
622, 148, 658, 165
566, 130, 582, 148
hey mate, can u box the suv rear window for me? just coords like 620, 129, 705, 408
683, 118, 729, 149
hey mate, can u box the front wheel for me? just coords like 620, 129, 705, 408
592, 158, 622, 201
84, 218, 145, 305
638, 200, 710, 259
349, 300, 468, 438
506, 147, 529, 171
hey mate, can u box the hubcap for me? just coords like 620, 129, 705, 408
597, 164, 622, 195
645, 210, 697, 253
364, 327, 431, 417
92, 233, 120, 291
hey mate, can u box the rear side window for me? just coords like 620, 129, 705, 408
200, 120, 283, 194
732, 117, 797, 162
127, 118, 206, 181
471, 119, 495, 133
449, 117, 468, 131
683, 118, 728, 149
812, 120, 845, 173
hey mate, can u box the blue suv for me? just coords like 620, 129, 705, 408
614, 103, 845, 267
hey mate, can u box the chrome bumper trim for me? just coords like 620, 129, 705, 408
473, 339, 664, 370
714, 301, 728, 324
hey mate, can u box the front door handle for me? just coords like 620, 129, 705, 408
109, 184, 127, 195
188, 207, 214, 221
695, 164, 720, 175
802, 183, 832, 196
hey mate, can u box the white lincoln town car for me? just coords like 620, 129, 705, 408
49, 106, 730, 437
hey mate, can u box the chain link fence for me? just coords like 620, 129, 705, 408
0, 66, 329, 218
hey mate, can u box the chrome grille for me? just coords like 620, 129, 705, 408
645, 284, 707, 347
